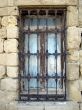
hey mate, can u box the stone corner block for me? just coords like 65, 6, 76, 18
6, 53, 19, 66
80, 64, 82, 76
0, 54, 6, 65
80, 103, 82, 110
0, 27, 6, 38
66, 0, 78, 5
7, 66, 19, 78
79, 78, 82, 92
68, 80, 81, 102
79, 50, 82, 64
0, 38, 4, 53
0, 90, 18, 103
6, 101, 18, 110
79, 6, 82, 27
8, 7, 19, 16
67, 6, 78, 27
1, 16, 17, 27
0, 0, 7, 8
7, 26, 19, 38
0, 66, 5, 79
0, 17, 1, 28
1, 78, 18, 91
0, 102, 6, 110
4, 39, 18, 53
67, 27, 81, 50
8, 0, 14, 6
67, 51, 79, 63
67, 63, 79, 80
0, 7, 19, 16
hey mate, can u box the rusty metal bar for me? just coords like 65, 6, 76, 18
19, 8, 66, 101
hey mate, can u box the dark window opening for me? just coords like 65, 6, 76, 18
19, 8, 67, 101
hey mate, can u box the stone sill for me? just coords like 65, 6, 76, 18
3, 101, 79, 110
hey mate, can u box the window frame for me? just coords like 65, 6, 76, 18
19, 8, 67, 101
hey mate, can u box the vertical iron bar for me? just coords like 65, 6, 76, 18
46, 10, 48, 99
55, 9, 58, 100
64, 10, 67, 100
19, 9, 66, 101
55, 29, 58, 100
28, 10, 30, 101
60, 14, 64, 89
40, 33, 45, 90
37, 11, 39, 99
19, 9, 22, 101
23, 18, 25, 91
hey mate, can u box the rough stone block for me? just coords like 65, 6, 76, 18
80, 64, 82, 76
0, 0, 7, 7
0, 7, 18, 16
0, 38, 4, 53
45, 102, 79, 110
0, 90, 5, 103
0, 90, 17, 103
4, 39, 18, 53
1, 78, 18, 91
0, 102, 6, 110
79, 0, 82, 5
6, 91, 18, 102
80, 103, 82, 110
6, 102, 18, 110
7, 67, 19, 78
79, 78, 82, 91
79, 50, 82, 64
67, 63, 79, 80
0, 17, 1, 28
68, 80, 81, 101
1, 16, 17, 27
67, 51, 79, 63
7, 26, 19, 38
0, 7, 8, 16
0, 66, 5, 79
0, 27, 6, 38
78, 28, 82, 40
79, 6, 82, 27
66, 0, 77, 5
8, 0, 14, 6
67, 6, 78, 27
67, 27, 81, 50
0, 54, 6, 65
8, 16, 17, 26
1, 16, 8, 27
6, 53, 19, 66
8, 7, 19, 16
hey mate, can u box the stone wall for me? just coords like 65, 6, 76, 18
0, 0, 82, 110
0, 0, 19, 104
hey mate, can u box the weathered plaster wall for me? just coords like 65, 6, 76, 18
0, 0, 82, 110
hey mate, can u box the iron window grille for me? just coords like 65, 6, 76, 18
19, 8, 67, 101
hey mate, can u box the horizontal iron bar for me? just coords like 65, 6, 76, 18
21, 8, 67, 11
20, 75, 66, 79
24, 15, 63, 19
19, 52, 68, 56
19, 94, 66, 101
22, 28, 66, 34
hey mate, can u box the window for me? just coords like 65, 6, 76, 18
19, 8, 66, 101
